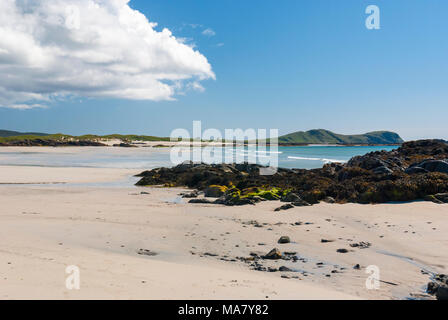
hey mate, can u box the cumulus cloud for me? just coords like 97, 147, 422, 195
0, 0, 215, 109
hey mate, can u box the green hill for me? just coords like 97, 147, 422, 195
0, 129, 49, 137
1, 129, 403, 146
0, 131, 172, 146
277, 129, 403, 145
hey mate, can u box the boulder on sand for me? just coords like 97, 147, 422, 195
278, 236, 291, 244
189, 199, 214, 204
274, 204, 294, 212
292, 199, 311, 207
263, 248, 282, 260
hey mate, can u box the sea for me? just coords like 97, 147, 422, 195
0, 145, 398, 170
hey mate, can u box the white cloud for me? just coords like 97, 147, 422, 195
202, 28, 216, 37
0, 0, 215, 109
8, 104, 48, 110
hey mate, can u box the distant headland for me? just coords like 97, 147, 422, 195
276, 129, 404, 146
0, 129, 404, 147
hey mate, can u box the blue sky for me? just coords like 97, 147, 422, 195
0, 0, 447, 140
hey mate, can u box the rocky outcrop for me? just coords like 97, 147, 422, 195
0, 139, 106, 147
136, 140, 448, 206
427, 274, 448, 300
113, 143, 137, 148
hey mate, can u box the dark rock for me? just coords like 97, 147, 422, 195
263, 248, 283, 260
405, 167, 428, 174
436, 286, 448, 300
353, 264, 361, 270
204, 186, 227, 198
203, 252, 218, 257
113, 143, 136, 148
435, 274, 448, 284
182, 191, 199, 198
347, 156, 393, 171
321, 239, 334, 243
275, 204, 294, 212
137, 249, 158, 256
427, 274, 448, 300
350, 241, 371, 249
373, 166, 393, 175
427, 282, 440, 295
322, 196, 336, 204
249, 252, 260, 258
188, 199, 214, 204
268, 267, 278, 272
434, 193, 448, 203
292, 200, 311, 207
424, 195, 444, 204
278, 236, 291, 244
281, 192, 301, 202
279, 266, 292, 272
424, 193, 448, 204
215, 196, 257, 206
336, 248, 349, 253
409, 159, 448, 174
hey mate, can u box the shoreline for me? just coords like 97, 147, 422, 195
0, 142, 403, 148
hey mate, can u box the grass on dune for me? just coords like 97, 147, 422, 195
0, 133, 172, 143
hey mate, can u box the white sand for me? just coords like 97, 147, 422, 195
0, 164, 447, 300
0, 165, 135, 184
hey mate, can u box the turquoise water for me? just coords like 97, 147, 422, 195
0, 145, 398, 170
276, 145, 398, 169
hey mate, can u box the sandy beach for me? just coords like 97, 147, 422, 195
1, 0, 447, 305
1, 163, 446, 300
